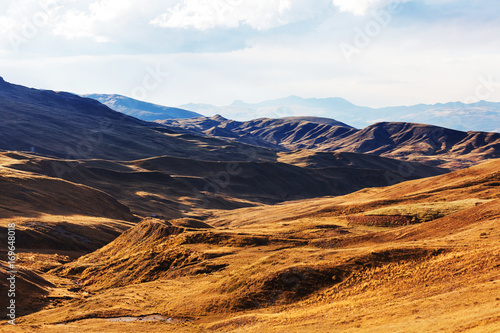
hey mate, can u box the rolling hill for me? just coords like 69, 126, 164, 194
160, 115, 500, 169
0, 150, 445, 220
9, 157, 499, 332
0, 153, 134, 221
1, 77, 499, 332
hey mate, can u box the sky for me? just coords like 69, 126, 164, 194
0, 0, 499, 108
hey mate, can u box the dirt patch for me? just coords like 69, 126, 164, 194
106, 314, 191, 323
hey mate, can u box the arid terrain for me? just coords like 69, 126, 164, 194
0, 78, 499, 332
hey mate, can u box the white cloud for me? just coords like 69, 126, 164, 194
150, 0, 317, 31
1, 0, 500, 114
332, 0, 408, 15
0, 16, 16, 34
52, 0, 137, 42
0, 0, 62, 34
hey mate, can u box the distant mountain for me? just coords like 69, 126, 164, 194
84, 94, 202, 121
161, 115, 500, 170
179, 96, 500, 132
377, 101, 500, 133
179, 96, 371, 127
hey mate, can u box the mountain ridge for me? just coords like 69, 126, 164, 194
160, 116, 500, 170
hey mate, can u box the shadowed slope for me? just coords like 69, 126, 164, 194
0, 151, 446, 219
0, 78, 276, 162
0, 261, 53, 317
0, 166, 134, 221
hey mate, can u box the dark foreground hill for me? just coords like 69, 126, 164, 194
0, 77, 274, 162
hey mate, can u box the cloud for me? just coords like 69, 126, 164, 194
332, 0, 409, 15
52, 0, 137, 42
150, 0, 319, 31
1, 0, 499, 112
0, 16, 16, 34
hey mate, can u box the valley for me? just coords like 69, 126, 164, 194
0, 78, 499, 332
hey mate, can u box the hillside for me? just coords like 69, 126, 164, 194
84, 94, 202, 121
1, 78, 499, 332
161, 115, 355, 150
161, 115, 500, 169
0, 77, 275, 162
6, 158, 499, 332
0, 153, 134, 221
0, 150, 445, 219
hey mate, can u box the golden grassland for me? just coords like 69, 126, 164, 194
2, 214, 499, 332
1, 160, 500, 332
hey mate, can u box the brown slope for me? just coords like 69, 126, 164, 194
0, 261, 53, 317
0, 151, 135, 259
320, 122, 500, 168
277, 149, 440, 177
160, 115, 356, 151
0, 166, 134, 221
0, 151, 446, 220
19, 160, 500, 331
205, 158, 500, 228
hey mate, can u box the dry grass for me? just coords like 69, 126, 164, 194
363, 199, 492, 222
2, 159, 500, 332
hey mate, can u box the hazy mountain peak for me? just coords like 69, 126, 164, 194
84, 93, 202, 121
230, 99, 246, 106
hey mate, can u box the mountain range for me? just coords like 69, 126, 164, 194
0, 77, 447, 218
179, 96, 500, 132
160, 114, 500, 170
84, 93, 500, 133
0, 78, 274, 162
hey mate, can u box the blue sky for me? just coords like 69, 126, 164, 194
0, 0, 499, 108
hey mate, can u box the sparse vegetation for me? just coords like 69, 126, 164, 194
363, 199, 491, 222
346, 214, 414, 226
